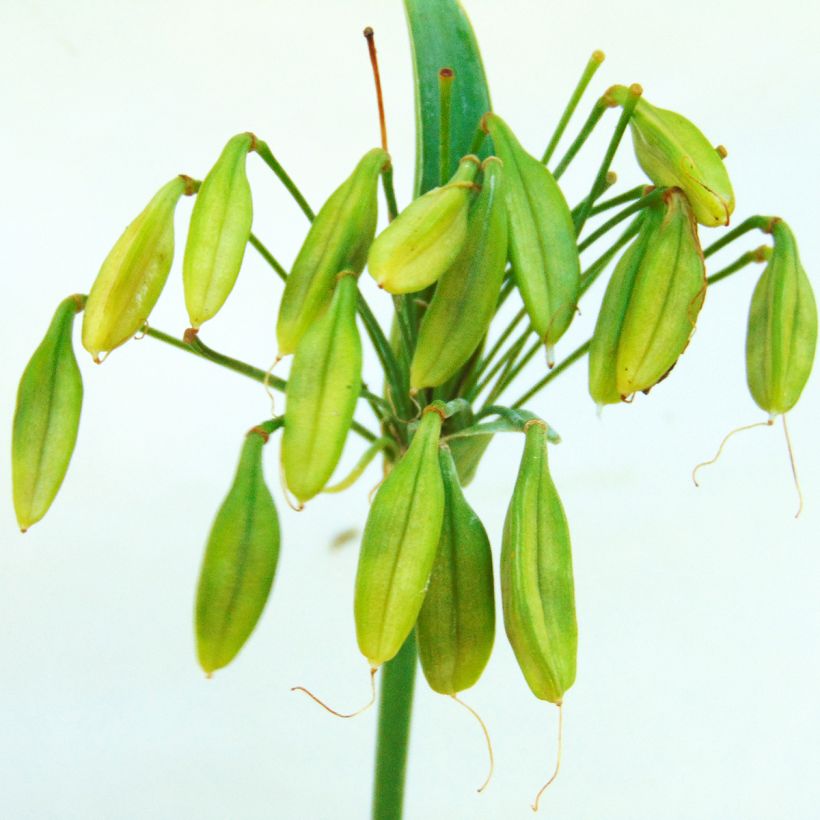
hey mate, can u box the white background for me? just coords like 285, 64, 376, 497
1, 1, 818, 818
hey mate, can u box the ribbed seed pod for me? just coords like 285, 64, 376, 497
196, 422, 281, 675
367, 155, 480, 294
589, 189, 706, 406
417, 447, 495, 694
354, 406, 446, 668
82, 175, 195, 361
609, 85, 735, 227
746, 219, 817, 416
282, 273, 362, 503
276, 148, 388, 356
12, 295, 85, 532
411, 157, 508, 389
501, 421, 577, 704
183, 133, 254, 328
483, 113, 580, 352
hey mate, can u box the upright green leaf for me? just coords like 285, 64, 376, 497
404, 0, 492, 195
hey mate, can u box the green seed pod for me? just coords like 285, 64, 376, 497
411, 157, 508, 389
417, 447, 495, 695
82, 175, 195, 362
282, 273, 363, 503
196, 423, 281, 675
609, 85, 735, 227
588, 189, 706, 406
354, 406, 446, 668
12, 295, 85, 532
746, 219, 817, 416
501, 421, 577, 705
276, 148, 388, 355
183, 133, 254, 328
367, 155, 480, 294
483, 113, 581, 353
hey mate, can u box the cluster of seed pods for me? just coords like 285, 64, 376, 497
11, 41, 817, 808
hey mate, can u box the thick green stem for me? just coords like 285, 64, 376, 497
248, 232, 288, 282
552, 98, 608, 179
372, 632, 418, 820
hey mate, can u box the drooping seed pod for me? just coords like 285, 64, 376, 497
12, 295, 85, 532
354, 405, 446, 668
501, 420, 577, 705
483, 113, 581, 356
183, 133, 254, 328
367, 155, 480, 294
588, 188, 706, 407
82, 175, 196, 362
282, 272, 363, 503
417, 446, 495, 695
276, 148, 388, 356
196, 422, 281, 675
746, 219, 817, 416
609, 85, 735, 228
411, 157, 508, 389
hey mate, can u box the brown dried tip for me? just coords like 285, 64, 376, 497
423, 404, 447, 421
363, 26, 374, 38
715, 144, 729, 159
523, 418, 547, 432
246, 131, 259, 153
592, 49, 605, 63
247, 425, 271, 444
628, 83, 643, 97
179, 174, 200, 196
439, 67, 454, 79
183, 327, 199, 345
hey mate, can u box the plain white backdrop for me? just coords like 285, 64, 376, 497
1, 1, 818, 818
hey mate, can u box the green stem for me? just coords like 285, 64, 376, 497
584, 184, 645, 218
511, 339, 592, 409
382, 165, 400, 222
469, 122, 486, 156
252, 139, 315, 221
552, 97, 608, 180
703, 215, 775, 259
372, 632, 417, 820
707, 245, 771, 285
481, 325, 531, 405
573, 85, 641, 236
578, 188, 662, 254
463, 306, 527, 400
248, 232, 288, 282
578, 215, 644, 296
438, 68, 455, 184
542, 50, 605, 165
142, 327, 378, 443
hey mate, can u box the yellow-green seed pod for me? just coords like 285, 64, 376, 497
276, 148, 388, 355
367, 155, 480, 294
589, 189, 706, 406
483, 113, 581, 351
196, 423, 281, 675
501, 421, 577, 704
354, 406, 446, 668
282, 273, 362, 503
411, 157, 508, 389
610, 85, 735, 227
746, 220, 817, 416
183, 133, 254, 328
417, 447, 495, 695
12, 295, 85, 532
82, 175, 195, 362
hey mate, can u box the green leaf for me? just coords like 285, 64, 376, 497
404, 0, 492, 195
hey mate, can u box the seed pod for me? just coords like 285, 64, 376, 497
196, 423, 281, 675
183, 133, 254, 328
483, 113, 581, 352
609, 85, 735, 227
354, 406, 446, 668
588, 189, 706, 406
411, 157, 508, 389
82, 175, 195, 361
12, 295, 85, 532
282, 273, 362, 503
276, 148, 388, 356
417, 447, 495, 695
367, 155, 480, 294
501, 421, 577, 704
746, 219, 817, 416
